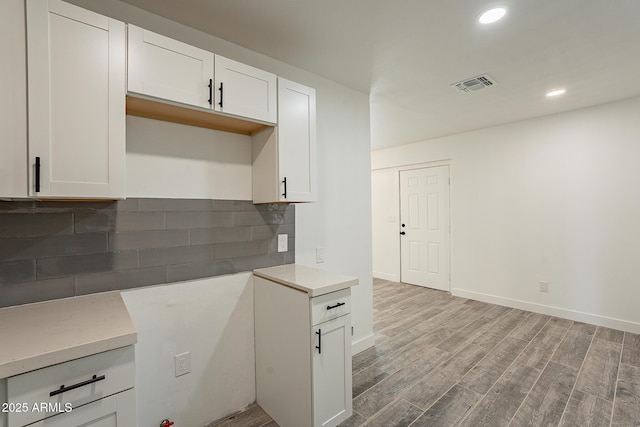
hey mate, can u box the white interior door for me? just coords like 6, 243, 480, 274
400, 166, 450, 291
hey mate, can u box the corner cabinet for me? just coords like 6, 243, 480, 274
26, 0, 126, 199
254, 268, 353, 427
252, 78, 317, 203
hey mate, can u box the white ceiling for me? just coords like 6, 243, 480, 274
119, 0, 640, 150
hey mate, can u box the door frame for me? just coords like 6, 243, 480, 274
398, 161, 452, 291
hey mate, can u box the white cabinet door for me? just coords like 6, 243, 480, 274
251, 78, 316, 203
26, 0, 125, 198
312, 315, 352, 427
0, 0, 28, 198
278, 78, 317, 202
214, 55, 277, 123
30, 389, 136, 427
127, 25, 214, 109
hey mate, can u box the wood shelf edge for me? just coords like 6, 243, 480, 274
126, 95, 272, 136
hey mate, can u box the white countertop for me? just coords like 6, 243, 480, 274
0, 292, 137, 378
253, 264, 358, 297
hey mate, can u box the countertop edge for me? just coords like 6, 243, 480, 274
0, 331, 137, 379
253, 264, 359, 297
0, 291, 138, 379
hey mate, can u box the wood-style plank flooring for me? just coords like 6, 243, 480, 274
209, 278, 640, 427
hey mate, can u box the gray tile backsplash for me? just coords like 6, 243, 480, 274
0, 198, 295, 307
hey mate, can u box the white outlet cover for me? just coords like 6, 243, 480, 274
278, 234, 288, 252
539, 281, 549, 292
175, 352, 191, 377
316, 247, 325, 263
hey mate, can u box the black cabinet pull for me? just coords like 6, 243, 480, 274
208, 79, 213, 105
327, 302, 346, 310
282, 177, 287, 199
400, 231, 406, 235
315, 329, 322, 354
49, 374, 105, 397
218, 82, 224, 108
35, 156, 41, 193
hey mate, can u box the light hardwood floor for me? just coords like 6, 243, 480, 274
209, 278, 640, 427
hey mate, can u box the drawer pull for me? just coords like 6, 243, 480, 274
327, 302, 346, 310
315, 329, 322, 354
49, 374, 106, 397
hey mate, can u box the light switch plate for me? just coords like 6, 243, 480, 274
278, 234, 288, 252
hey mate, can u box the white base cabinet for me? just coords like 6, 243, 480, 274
26, 0, 126, 199
254, 276, 352, 427
5, 346, 136, 427
30, 389, 135, 427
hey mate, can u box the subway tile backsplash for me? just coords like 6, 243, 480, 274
0, 198, 294, 308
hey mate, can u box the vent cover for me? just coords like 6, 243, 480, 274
451, 74, 497, 93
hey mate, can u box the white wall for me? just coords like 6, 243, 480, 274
372, 96, 640, 333
126, 116, 252, 200
121, 274, 255, 427
63, 0, 374, 424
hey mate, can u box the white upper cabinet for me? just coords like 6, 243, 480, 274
0, 0, 28, 198
252, 78, 316, 203
127, 25, 214, 109
26, 0, 126, 198
278, 78, 317, 202
127, 26, 277, 125
214, 55, 277, 123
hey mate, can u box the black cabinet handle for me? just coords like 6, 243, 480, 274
208, 79, 213, 105
35, 156, 41, 193
50, 374, 105, 397
315, 329, 322, 354
400, 231, 406, 235
282, 177, 287, 199
218, 82, 224, 108
327, 302, 346, 310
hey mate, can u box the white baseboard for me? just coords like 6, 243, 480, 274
351, 333, 375, 355
452, 288, 640, 335
372, 272, 400, 282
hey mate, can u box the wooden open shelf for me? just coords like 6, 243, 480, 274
126, 95, 272, 136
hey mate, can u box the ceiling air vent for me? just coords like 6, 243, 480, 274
451, 74, 497, 93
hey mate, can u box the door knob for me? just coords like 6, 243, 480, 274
400, 231, 406, 235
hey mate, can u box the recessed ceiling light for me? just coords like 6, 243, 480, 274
546, 89, 567, 97
478, 7, 507, 24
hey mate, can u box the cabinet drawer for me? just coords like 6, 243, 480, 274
310, 289, 351, 326
6, 346, 134, 427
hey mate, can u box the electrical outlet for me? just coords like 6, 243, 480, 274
277, 234, 288, 252
175, 352, 190, 377
539, 281, 549, 293
316, 247, 325, 263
